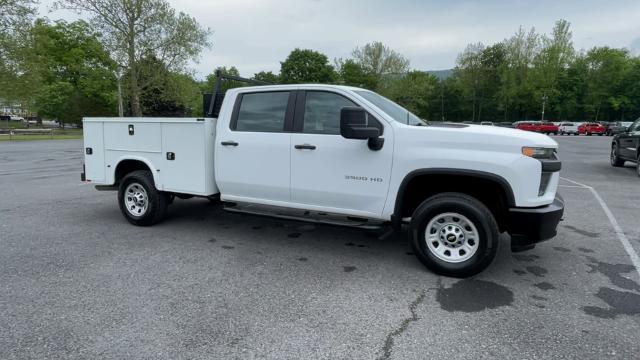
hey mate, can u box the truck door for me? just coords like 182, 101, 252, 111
289, 90, 393, 218
621, 119, 640, 159
215, 91, 295, 204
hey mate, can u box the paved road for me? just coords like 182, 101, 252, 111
1, 137, 638, 359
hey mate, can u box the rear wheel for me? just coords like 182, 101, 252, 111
409, 193, 499, 278
637, 154, 640, 177
118, 170, 168, 226
610, 145, 625, 167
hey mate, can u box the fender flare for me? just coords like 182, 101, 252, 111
390, 168, 516, 228
111, 156, 161, 189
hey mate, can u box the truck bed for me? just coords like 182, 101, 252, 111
83, 117, 218, 196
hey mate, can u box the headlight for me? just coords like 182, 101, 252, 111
522, 147, 556, 159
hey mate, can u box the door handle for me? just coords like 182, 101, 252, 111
294, 144, 316, 150
221, 141, 239, 146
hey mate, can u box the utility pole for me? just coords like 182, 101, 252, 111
440, 84, 445, 121
541, 94, 548, 121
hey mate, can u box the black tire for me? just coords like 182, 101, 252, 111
118, 170, 168, 226
637, 155, 640, 178
587, 132, 591, 136
409, 193, 499, 278
610, 145, 625, 167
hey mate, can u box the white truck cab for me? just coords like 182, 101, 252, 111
82, 74, 564, 277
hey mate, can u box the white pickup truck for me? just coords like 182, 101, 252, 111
82, 76, 564, 277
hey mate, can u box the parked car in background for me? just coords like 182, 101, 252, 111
578, 122, 606, 136
560, 122, 579, 135
607, 121, 633, 136
539, 122, 559, 135
515, 121, 540, 132
480, 121, 494, 126
497, 122, 514, 128
610, 118, 640, 176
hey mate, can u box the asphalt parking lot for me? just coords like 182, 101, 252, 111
1, 135, 639, 359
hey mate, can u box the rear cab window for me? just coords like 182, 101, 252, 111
232, 91, 291, 132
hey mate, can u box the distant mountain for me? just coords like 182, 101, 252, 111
425, 69, 454, 80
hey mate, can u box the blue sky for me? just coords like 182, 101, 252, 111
39, 0, 640, 79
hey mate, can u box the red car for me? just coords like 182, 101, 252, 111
515, 121, 559, 135
578, 122, 606, 136
515, 122, 540, 132
538, 122, 559, 135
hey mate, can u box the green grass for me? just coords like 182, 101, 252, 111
0, 121, 29, 129
0, 129, 83, 141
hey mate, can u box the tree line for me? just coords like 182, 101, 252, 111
1, 1, 639, 125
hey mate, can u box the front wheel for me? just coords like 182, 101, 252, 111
118, 170, 168, 226
610, 145, 625, 167
409, 193, 499, 278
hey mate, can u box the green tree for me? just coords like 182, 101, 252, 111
55, 0, 212, 116
533, 19, 575, 120
30, 19, 117, 125
378, 71, 439, 120
0, 0, 36, 32
253, 71, 279, 84
583, 47, 629, 121
454, 42, 485, 121
0, 0, 38, 107
279, 48, 336, 84
131, 56, 201, 116
351, 41, 410, 78
621, 57, 640, 121
335, 59, 377, 89
499, 26, 540, 120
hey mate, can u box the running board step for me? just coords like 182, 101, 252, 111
223, 203, 386, 230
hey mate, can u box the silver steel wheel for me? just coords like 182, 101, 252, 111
425, 212, 479, 263
124, 182, 149, 217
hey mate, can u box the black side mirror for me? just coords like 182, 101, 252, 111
340, 107, 380, 139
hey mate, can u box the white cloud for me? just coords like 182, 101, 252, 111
39, 0, 640, 79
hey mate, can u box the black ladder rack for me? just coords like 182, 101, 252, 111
203, 70, 271, 118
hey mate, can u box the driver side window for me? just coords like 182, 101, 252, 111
301, 91, 383, 135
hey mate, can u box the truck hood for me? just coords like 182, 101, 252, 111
427, 123, 558, 148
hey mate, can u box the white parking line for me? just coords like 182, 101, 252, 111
560, 176, 640, 279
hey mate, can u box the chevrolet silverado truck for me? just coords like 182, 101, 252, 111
81, 73, 564, 277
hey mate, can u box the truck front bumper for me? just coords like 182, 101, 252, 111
507, 194, 564, 252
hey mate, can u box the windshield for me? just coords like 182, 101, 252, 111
354, 90, 427, 126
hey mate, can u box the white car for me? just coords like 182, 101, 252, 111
560, 122, 579, 135
81, 79, 563, 277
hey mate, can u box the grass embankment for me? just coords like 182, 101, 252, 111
0, 128, 83, 141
